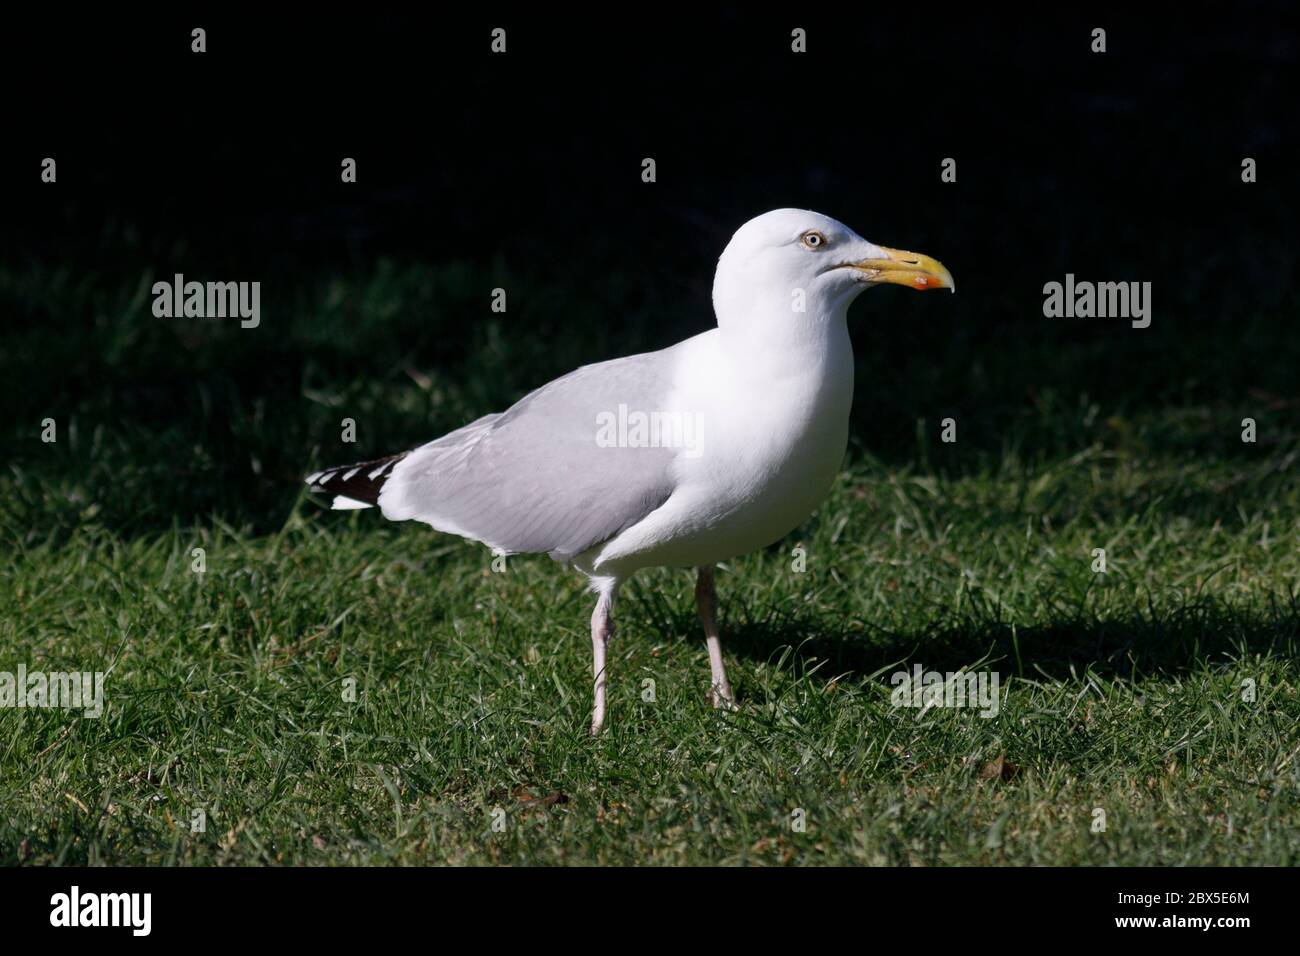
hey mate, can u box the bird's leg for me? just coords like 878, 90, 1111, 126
695, 566, 736, 709
589, 582, 617, 735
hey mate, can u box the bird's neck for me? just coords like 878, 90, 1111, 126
715, 304, 854, 386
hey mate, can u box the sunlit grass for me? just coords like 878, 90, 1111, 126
2, 259, 1298, 865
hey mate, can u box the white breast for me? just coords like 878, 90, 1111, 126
588, 321, 854, 576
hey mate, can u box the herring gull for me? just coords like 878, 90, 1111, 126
305, 208, 954, 733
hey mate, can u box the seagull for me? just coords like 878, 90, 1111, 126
306, 209, 954, 734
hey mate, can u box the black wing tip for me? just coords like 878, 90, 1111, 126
304, 452, 408, 506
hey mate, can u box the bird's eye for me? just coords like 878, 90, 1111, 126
801, 231, 827, 250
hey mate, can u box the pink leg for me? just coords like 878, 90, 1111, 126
589, 580, 617, 735
696, 566, 736, 709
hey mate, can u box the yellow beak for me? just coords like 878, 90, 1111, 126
851, 246, 955, 293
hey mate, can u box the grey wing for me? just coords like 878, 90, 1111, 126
378, 346, 684, 560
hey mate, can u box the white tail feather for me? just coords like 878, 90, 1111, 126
331, 496, 373, 511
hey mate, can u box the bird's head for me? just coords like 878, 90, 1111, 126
713, 208, 954, 326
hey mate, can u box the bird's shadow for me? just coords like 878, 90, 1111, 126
706, 597, 1300, 687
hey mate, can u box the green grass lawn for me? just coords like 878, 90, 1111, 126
2, 254, 1299, 865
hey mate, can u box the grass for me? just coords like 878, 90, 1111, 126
2, 249, 1299, 866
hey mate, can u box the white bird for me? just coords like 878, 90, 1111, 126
306, 209, 954, 733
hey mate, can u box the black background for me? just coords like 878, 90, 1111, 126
0, 3, 1296, 529
5, 5, 1293, 297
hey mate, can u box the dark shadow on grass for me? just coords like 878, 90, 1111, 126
716, 596, 1300, 685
